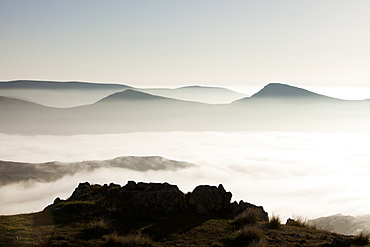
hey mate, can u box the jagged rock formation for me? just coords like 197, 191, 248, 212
45, 181, 268, 219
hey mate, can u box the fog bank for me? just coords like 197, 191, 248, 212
1, 131, 370, 224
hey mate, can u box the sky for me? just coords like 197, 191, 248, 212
1, 0, 370, 94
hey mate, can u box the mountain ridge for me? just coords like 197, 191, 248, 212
2, 82, 370, 134
252, 83, 332, 98
96, 89, 175, 103
0, 156, 194, 186
0, 80, 131, 90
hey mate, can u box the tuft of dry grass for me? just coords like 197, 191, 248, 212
237, 226, 264, 244
87, 218, 110, 231
235, 208, 261, 227
266, 214, 281, 229
353, 231, 370, 246
286, 215, 315, 228
102, 232, 154, 247
83, 218, 110, 239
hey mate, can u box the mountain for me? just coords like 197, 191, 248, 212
0, 156, 194, 186
235, 83, 338, 102
0, 80, 245, 107
0, 80, 130, 90
137, 85, 246, 104
313, 214, 370, 235
2, 83, 370, 134
0, 90, 218, 134
0, 80, 132, 107
97, 89, 173, 103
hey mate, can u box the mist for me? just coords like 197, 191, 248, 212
1, 131, 370, 226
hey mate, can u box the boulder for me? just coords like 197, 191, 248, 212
188, 184, 232, 214
127, 182, 187, 212
231, 200, 268, 221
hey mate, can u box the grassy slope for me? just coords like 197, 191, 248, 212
0, 209, 365, 247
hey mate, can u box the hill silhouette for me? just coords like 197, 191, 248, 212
97, 89, 174, 103
251, 83, 331, 99
0, 80, 132, 108
0, 80, 245, 106
0, 156, 194, 186
0, 80, 131, 90
230, 83, 339, 104
2, 83, 370, 134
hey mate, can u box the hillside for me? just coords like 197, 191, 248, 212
2, 83, 370, 134
0, 156, 194, 186
0, 181, 368, 247
0, 80, 244, 106
0, 80, 131, 107
250, 83, 335, 100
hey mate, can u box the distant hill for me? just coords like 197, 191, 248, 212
2, 83, 370, 134
0, 80, 245, 107
313, 214, 370, 235
97, 89, 173, 103
252, 83, 329, 98
0, 80, 132, 107
235, 83, 338, 102
137, 85, 246, 104
0, 80, 130, 90
0, 156, 194, 186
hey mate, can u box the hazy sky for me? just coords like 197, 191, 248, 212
1, 1, 370, 90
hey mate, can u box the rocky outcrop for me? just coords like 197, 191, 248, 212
231, 200, 269, 221
126, 181, 187, 212
45, 181, 268, 219
187, 184, 232, 214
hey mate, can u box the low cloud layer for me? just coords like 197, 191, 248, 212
1, 131, 370, 224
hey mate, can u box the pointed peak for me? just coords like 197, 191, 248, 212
251, 83, 328, 99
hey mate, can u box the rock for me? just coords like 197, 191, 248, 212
188, 184, 232, 214
129, 182, 187, 212
231, 200, 268, 221
68, 182, 91, 201
45, 181, 267, 218
218, 184, 232, 208
286, 218, 296, 226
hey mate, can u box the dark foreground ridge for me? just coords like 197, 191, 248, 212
44, 181, 267, 218
1, 182, 368, 247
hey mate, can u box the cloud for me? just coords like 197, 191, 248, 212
1, 131, 370, 222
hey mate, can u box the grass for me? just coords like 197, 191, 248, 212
353, 231, 370, 246
236, 226, 265, 246
0, 212, 55, 247
234, 208, 261, 227
102, 232, 154, 247
266, 215, 281, 229
82, 219, 110, 239
2, 211, 367, 247
286, 215, 315, 228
